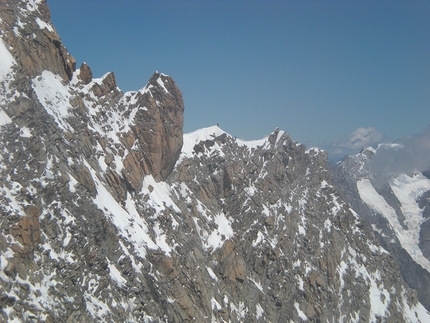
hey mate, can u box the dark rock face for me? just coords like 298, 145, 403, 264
79, 62, 93, 84
0, 1, 429, 322
420, 219, 430, 260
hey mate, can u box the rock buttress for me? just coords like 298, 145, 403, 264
122, 72, 184, 186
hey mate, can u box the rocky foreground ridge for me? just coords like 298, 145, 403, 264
0, 1, 429, 322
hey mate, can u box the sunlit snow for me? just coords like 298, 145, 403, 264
357, 175, 430, 272
206, 213, 234, 250
0, 108, 12, 126
0, 39, 16, 81
108, 263, 127, 287
32, 71, 73, 131
35, 17, 54, 32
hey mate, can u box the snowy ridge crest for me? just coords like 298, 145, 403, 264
0, 1, 429, 321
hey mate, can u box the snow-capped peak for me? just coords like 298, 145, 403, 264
180, 125, 228, 159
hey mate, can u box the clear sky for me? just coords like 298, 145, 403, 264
48, 0, 430, 158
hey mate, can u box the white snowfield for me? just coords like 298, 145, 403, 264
357, 173, 430, 272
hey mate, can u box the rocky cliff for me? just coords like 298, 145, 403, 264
0, 1, 429, 322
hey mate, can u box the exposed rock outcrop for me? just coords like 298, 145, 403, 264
219, 240, 247, 282
92, 71, 117, 97
127, 72, 184, 181
0, 1, 429, 322
79, 62, 92, 84
0, 0, 76, 81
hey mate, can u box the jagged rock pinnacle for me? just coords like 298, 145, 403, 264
79, 62, 93, 84
0, 1, 429, 322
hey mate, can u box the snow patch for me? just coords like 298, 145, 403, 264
256, 303, 264, 319
156, 75, 169, 93
230, 302, 247, 320
32, 71, 73, 131
0, 39, 16, 81
294, 302, 308, 321
237, 137, 268, 150
206, 213, 234, 250
252, 231, 264, 247
141, 175, 181, 214
180, 126, 274, 164
324, 219, 332, 233
25, 0, 43, 12
0, 108, 12, 126
296, 275, 305, 291
108, 263, 127, 287
211, 297, 222, 311
85, 292, 110, 320
89, 162, 158, 258
20, 126, 32, 137
369, 272, 391, 321
180, 126, 228, 162
35, 17, 54, 32
153, 222, 172, 254
206, 267, 218, 281
248, 277, 264, 293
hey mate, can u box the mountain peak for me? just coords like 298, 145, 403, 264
1, 1, 429, 322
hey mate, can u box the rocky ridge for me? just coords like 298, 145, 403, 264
0, 0, 75, 80
0, 1, 429, 322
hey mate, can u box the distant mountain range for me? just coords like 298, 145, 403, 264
332, 145, 430, 312
0, 1, 429, 322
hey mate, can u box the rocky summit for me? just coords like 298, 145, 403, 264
0, 1, 429, 322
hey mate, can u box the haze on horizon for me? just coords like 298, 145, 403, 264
48, 0, 430, 161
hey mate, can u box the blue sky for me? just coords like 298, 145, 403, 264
48, 0, 429, 158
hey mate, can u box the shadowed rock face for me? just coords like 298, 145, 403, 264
79, 62, 93, 84
0, 1, 429, 322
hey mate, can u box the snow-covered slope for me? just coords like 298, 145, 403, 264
357, 174, 430, 272
332, 146, 430, 312
1, 1, 429, 322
